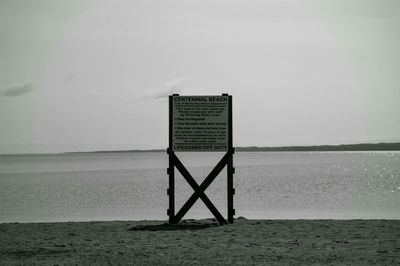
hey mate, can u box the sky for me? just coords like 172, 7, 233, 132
0, 0, 399, 154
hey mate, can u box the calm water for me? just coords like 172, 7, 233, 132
0, 151, 399, 222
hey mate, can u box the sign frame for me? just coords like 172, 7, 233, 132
167, 93, 235, 224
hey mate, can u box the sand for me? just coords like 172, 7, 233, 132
0, 218, 399, 265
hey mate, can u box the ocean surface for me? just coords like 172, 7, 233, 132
0, 151, 399, 223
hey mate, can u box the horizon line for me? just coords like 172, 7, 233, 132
1, 141, 400, 156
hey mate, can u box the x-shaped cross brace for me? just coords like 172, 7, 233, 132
170, 152, 229, 224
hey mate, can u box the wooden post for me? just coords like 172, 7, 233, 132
168, 95, 176, 224
226, 94, 234, 223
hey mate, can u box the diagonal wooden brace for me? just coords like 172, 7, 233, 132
172, 152, 229, 224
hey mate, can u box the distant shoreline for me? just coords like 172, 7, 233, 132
64, 142, 400, 153
1, 142, 400, 156
235, 142, 400, 152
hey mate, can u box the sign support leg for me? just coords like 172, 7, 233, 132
227, 95, 234, 223
167, 149, 175, 224
168, 95, 176, 224
227, 149, 234, 224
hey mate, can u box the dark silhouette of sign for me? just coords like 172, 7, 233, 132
168, 94, 235, 224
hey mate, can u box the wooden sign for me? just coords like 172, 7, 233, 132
168, 94, 235, 224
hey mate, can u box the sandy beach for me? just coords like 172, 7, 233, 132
0, 218, 399, 265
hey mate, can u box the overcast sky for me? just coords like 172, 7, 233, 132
0, 0, 399, 154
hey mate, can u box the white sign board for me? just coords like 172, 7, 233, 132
172, 95, 229, 151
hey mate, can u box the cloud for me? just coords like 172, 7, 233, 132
143, 78, 187, 100
0, 83, 35, 97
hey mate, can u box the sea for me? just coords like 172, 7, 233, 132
0, 151, 399, 223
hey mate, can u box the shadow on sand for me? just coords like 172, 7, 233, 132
128, 219, 219, 231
